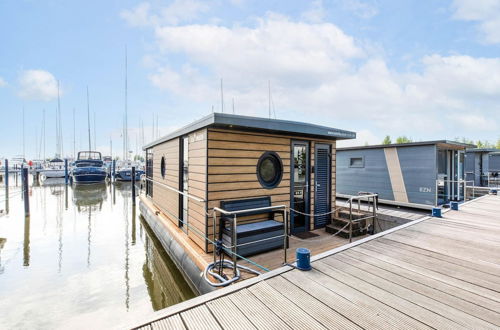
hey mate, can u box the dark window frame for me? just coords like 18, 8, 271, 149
349, 156, 364, 168
160, 156, 166, 178
257, 151, 283, 189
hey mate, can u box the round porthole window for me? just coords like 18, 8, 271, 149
160, 156, 166, 179
257, 152, 283, 189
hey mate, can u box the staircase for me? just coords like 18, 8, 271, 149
325, 208, 368, 238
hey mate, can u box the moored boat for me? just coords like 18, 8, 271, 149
40, 158, 65, 179
72, 151, 107, 184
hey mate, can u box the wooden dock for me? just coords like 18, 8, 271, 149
130, 195, 500, 329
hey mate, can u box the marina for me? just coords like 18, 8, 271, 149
0, 175, 195, 329
2, 2, 500, 329
131, 194, 500, 329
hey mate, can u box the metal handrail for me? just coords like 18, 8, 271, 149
143, 177, 205, 203
347, 193, 378, 243
213, 205, 288, 277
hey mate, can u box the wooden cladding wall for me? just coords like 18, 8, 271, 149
150, 128, 208, 252
152, 138, 180, 225
206, 128, 336, 247
186, 128, 208, 251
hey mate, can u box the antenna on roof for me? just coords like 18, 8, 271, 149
211, 105, 214, 113
220, 78, 224, 113
232, 98, 235, 114
268, 80, 271, 119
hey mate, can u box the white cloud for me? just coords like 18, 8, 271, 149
0, 77, 7, 87
339, 0, 378, 19
123, 6, 500, 141
18, 70, 59, 101
337, 129, 381, 147
452, 0, 500, 44
302, 0, 326, 23
120, 0, 209, 27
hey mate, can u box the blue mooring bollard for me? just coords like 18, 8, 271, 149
432, 207, 442, 218
296, 247, 312, 271
450, 201, 459, 211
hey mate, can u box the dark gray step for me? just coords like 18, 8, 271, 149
337, 209, 366, 220
325, 224, 365, 238
331, 217, 365, 230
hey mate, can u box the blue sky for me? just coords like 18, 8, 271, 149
1, 0, 500, 159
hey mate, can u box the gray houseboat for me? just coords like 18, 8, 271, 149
140, 113, 355, 293
337, 141, 473, 209
465, 148, 500, 187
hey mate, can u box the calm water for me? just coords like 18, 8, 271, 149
0, 175, 195, 329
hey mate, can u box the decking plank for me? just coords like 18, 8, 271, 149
265, 276, 362, 330
282, 268, 430, 330
181, 305, 221, 330
313, 261, 464, 330
343, 249, 500, 315
352, 244, 500, 303
150, 314, 185, 330
227, 289, 290, 330
206, 296, 257, 330
378, 237, 500, 276
366, 240, 500, 289
325, 254, 499, 329
248, 281, 326, 330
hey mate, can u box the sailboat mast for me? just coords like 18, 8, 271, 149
93, 111, 96, 151
43, 108, 46, 160
124, 45, 128, 161
87, 86, 91, 151
57, 80, 63, 158
73, 108, 76, 159
22, 106, 25, 159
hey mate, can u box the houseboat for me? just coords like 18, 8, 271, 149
337, 140, 473, 209
140, 113, 355, 294
465, 148, 500, 187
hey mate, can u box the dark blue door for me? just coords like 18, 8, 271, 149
314, 144, 331, 228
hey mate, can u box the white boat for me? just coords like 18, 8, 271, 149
40, 158, 66, 179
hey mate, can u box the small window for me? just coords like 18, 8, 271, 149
257, 152, 283, 188
160, 156, 166, 178
349, 157, 364, 168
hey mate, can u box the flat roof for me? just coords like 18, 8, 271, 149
466, 148, 499, 153
144, 113, 356, 149
338, 140, 475, 151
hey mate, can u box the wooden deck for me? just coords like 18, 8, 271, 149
131, 195, 500, 329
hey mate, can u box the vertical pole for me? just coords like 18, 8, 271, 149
64, 159, 69, 185
233, 214, 237, 277
283, 208, 288, 265
4, 159, 8, 191
213, 211, 217, 265
349, 201, 353, 243
4, 159, 8, 214
112, 159, 116, 182
131, 166, 136, 206
22, 168, 29, 217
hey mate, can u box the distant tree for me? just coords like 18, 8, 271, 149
496, 138, 500, 149
134, 155, 145, 162
395, 136, 412, 144
382, 135, 392, 145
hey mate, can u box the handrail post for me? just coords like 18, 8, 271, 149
283, 207, 288, 265
232, 214, 237, 277
349, 199, 353, 243
213, 211, 217, 265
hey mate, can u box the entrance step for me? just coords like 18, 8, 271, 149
325, 223, 365, 238
337, 209, 366, 220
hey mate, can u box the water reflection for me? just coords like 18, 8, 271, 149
0, 180, 195, 329
141, 216, 196, 310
